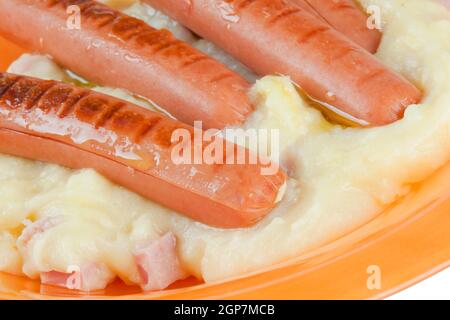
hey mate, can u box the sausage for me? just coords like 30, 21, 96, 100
0, 73, 286, 228
0, 0, 253, 129
291, 0, 382, 53
286, 0, 323, 19
287, 0, 380, 52
144, 0, 421, 126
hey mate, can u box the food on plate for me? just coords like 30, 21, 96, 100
289, 0, 382, 53
0, 72, 286, 229
0, 0, 449, 293
144, 0, 422, 125
0, 0, 253, 129
38, 232, 185, 291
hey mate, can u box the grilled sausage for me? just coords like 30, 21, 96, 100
0, 0, 253, 129
0, 73, 286, 228
144, 0, 422, 126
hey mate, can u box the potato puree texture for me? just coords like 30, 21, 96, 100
1, 0, 450, 287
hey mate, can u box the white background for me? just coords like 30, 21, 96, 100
388, 267, 450, 300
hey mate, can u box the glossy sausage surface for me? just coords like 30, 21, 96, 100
287, 0, 323, 18
144, 0, 422, 126
295, 0, 382, 53
0, 0, 253, 129
0, 73, 286, 228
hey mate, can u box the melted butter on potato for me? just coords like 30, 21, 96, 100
246, 76, 332, 152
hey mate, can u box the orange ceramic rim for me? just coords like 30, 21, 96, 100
0, 36, 449, 300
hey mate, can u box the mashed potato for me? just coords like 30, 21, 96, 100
0, 0, 449, 287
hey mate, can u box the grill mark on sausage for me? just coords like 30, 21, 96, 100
0, 75, 21, 101
37, 85, 74, 114
134, 29, 178, 54
82, 4, 118, 29
47, 0, 227, 76
111, 16, 146, 41
23, 81, 58, 110
94, 14, 117, 29
70, 0, 210, 65
0, 78, 78, 116
151, 121, 188, 148
268, 8, 301, 25
134, 29, 163, 47
73, 95, 112, 127
56, 89, 89, 118
297, 25, 329, 44
152, 40, 181, 56
43, 0, 60, 9
0, 74, 180, 145
235, 0, 259, 10
160, 42, 202, 65
46, 0, 114, 29
109, 110, 155, 142
0, 77, 36, 110
135, 116, 164, 143
96, 102, 125, 128
180, 54, 210, 69
330, 1, 356, 11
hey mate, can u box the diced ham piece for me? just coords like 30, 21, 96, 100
40, 263, 114, 291
134, 232, 188, 291
40, 270, 76, 289
437, 0, 450, 9
18, 216, 63, 246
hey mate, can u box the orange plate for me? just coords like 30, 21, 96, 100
0, 36, 449, 300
